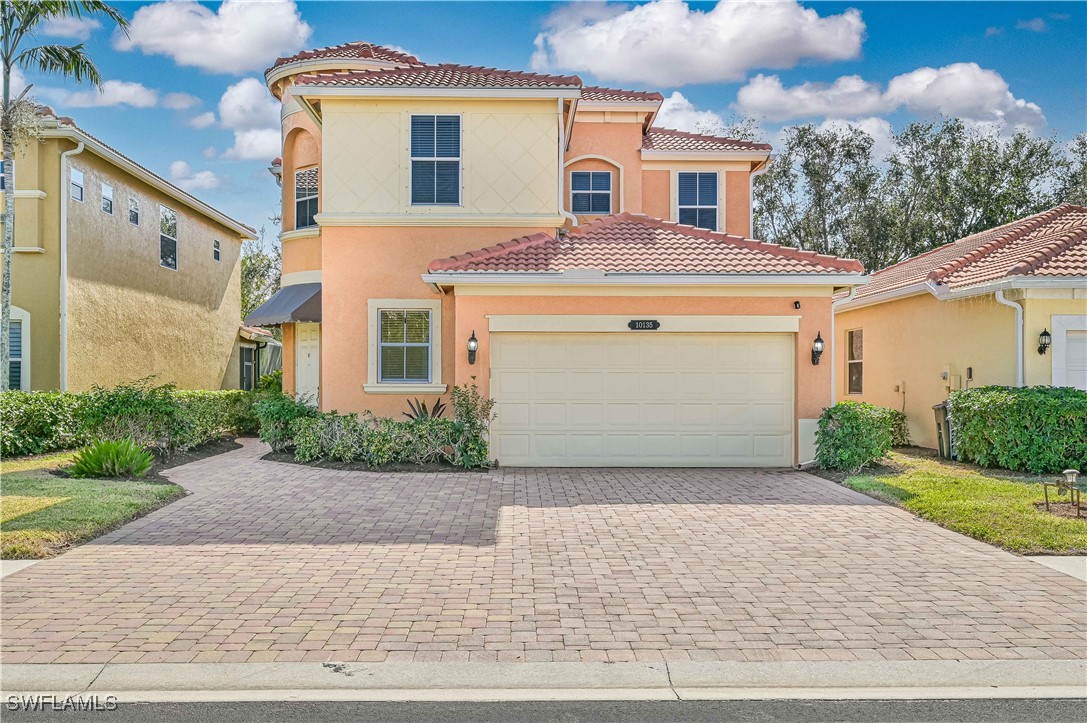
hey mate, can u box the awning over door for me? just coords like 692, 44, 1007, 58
244, 283, 321, 326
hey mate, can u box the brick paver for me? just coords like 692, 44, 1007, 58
2, 439, 1084, 664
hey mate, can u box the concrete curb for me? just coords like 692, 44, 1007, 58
2, 660, 1085, 702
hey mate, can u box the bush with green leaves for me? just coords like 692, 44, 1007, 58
816, 401, 905, 472
174, 390, 260, 448
254, 393, 319, 451
68, 438, 154, 479
0, 391, 86, 457
75, 380, 185, 455
450, 382, 497, 468
948, 386, 1087, 473
256, 370, 283, 393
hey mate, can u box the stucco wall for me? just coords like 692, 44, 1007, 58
565, 119, 645, 219
640, 161, 754, 237
834, 292, 1017, 449
1020, 292, 1087, 386
64, 150, 244, 391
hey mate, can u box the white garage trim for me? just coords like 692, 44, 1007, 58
1052, 314, 1087, 389
487, 315, 801, 333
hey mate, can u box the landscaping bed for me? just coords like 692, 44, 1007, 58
260, 448, 487, 473
814, 448, 1087, 555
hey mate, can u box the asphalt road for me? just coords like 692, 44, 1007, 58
5, 699, 1087, 722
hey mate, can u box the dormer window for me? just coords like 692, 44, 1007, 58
410, 115, 460, 205
677, 172, 718, 231
571, 171, 611, 215
295, 167, 318, 229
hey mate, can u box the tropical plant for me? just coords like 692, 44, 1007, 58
815, 401, 904, 472
68, 438, 153, 479
403, 397, 446, 420
1, 0, 129, 390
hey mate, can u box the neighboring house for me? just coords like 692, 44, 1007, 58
2, 107, 258, 392
834, 204, 1087, 449
249, 41, 867, 467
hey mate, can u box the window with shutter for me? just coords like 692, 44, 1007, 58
7, 319, 22, 390
410, 115, 460, 205
677, 172, 718, 231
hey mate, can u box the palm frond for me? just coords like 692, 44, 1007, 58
16, 44, 101, 87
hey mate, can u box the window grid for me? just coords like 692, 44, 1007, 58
7, 319, 21, 390
294, 167, 318, 229
378, 309, 432, 383
159, 205, 178, 271
677, 172, 718, 231
410, 115, 461, 206
570, 171, 611, 215
70, 169, 84, 202
128, 196, 139, 225
847, 329, 863, 394
101, 184, 113, 215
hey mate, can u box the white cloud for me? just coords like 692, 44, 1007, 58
162, 92, 201, 111
186, 111, 217, 129
1016, 18, 1048, 32
218, 78, 281, 160
169, 160, 220, 191
984, 26, 1004, 37
114, 0, 312, 74
737, 63, 1046, 131
655, 92, 725, 132
202, 146, 218, 159
1, 62, 27, 96
42, 16, 102, 40
45, 80, 159, 108
531, 0, 865, 86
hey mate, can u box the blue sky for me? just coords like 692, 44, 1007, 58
13, 1, 1086, 234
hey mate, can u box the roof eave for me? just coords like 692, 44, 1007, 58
836, 275, 1087, 312
293, 85, 582, 99
641, 149, 771, 161
423, 271, 869, 290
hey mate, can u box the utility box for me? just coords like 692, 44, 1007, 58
933, 402, 953, 459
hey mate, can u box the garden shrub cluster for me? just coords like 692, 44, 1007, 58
1, 379, 261, 458
257, 383, 497, 469
948, 386, 1087, 474
816, 401, 909, 472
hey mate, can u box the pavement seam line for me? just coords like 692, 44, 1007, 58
83, 664, 107, 692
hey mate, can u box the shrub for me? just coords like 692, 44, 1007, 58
948, 386, 1087, 474
256, 370, 283, 393
78, 379, 184, 454
450, 382, 496, 469
0, 392, 86, 457
254, 393, 318, 451
174, 390, 260, 448
816, 401, 901, 472
403, 397, 446, 420
68, 438, 154, 479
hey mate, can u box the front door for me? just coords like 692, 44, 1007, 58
295, 323, 320, 405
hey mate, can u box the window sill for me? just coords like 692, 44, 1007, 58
364, 383, 447, 395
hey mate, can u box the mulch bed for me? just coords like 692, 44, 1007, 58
261, 449, 490, 474
1033, 501, 1087, 521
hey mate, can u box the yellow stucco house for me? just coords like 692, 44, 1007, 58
248, 42, 869, 468
3, 107, 259, 392
834, 204, 1087, 449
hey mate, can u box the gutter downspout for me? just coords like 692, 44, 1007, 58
59, 141, 85, 392
995, 289, 1024, 387
557, 98, 577, 228
830, 285, 859, 403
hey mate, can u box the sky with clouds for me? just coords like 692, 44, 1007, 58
10, 0, 1085, 233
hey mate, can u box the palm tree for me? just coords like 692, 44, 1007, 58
1, 1, 127, 390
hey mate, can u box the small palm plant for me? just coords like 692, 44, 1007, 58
403, 398, 447, 420
68, 438, 154, 479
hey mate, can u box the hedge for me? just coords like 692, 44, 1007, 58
1, 381, 261, 458
948, 386, 1087, 474
816, 401, 910, 472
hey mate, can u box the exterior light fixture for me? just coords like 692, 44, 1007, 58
467, 331, 478, 365
1038, 328, 1052, 355
1063, 469, 1080, 487
811, 332, 825, 365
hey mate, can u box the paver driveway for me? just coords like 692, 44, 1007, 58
3, 440, 1084, 664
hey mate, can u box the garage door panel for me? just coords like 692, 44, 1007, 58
491, 332, 794, 467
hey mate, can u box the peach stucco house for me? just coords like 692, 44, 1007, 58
247, 41, 868, 467
834, 205, 1087, 449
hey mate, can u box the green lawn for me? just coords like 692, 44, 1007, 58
1, 452, 184, 559
845, 450, 1087, 555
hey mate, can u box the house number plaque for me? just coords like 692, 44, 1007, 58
628, 320, 661, 330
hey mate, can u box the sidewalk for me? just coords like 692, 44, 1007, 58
2, 660, 1084, 702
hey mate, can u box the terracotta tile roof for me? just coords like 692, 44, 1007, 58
580, 86, 663, 103
854, 204, 1087, 302
429, 214, 863, 275
294, 63, 582, 90
269, 41, 422, 72
643, 127, 772, 153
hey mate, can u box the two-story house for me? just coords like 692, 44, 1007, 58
249, 42, 868, 467
4, 106, 261, 392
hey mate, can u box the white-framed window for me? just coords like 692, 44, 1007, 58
213, 239, 221, 262
570, 171, 611, 214
1, 159, 11, 190
6, 306, 29, 390
410, 115, 461, 205
159, 205, 178, 270
677, 172, 718, 231
294, 167, 318, 229
365, 298, 445, 394
101, 183, 114, 215
847, 329, 863, 394
128, 196, 139, 225
70, 168, 84, 202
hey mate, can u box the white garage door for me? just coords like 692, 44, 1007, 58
490, 333, 795, 467
1063, 330, 1087, 391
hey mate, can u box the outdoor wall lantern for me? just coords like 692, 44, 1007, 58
1038, 328, 1052, 355
467, 331, 478, 365
811, 332, 825, 365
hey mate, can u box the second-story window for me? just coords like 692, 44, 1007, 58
677, 172, 718, 231
570, 171, 611, 214
160, 205, 178, 271
410, 115, 460, 205
213, 240, 221, 262
70, 169, 84, 202
129, 196, 139, 225
294, 167, 318, 229
101, 184, 114, 215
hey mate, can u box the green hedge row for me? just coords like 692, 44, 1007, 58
816, 401, 910, 472
1, 381, 261, 458
948, 386, 1087, 474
